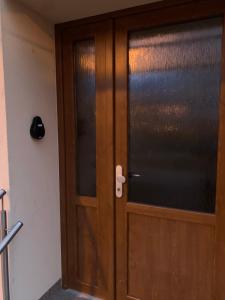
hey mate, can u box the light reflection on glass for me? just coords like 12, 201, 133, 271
128, 18, 222, 213
75, 39, 96, 197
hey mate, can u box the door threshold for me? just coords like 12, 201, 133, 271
67, 290, 101, 300
39, 280, 102, 300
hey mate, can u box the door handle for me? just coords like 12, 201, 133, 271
116, 165, 126, 198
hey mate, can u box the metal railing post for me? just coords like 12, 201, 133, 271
0, 189, 23, 300
1, 208, 10, 300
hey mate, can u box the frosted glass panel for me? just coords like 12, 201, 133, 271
75, 39, 96, 197
128, 18, 222, 213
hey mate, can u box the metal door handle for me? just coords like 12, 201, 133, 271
117, 175, 126, 184
116, 165, 126, 198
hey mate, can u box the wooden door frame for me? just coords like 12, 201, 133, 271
55, 20, 114, 299
55, 0, 225, 299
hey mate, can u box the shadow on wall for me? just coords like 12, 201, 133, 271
0, 0, 61, 300
3, 0, 54, 54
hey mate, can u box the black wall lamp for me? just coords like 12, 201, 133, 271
30, 116, 45, 140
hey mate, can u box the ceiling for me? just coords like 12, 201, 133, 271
17, 0, 160, 24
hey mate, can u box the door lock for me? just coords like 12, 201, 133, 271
116, 165, 126, 198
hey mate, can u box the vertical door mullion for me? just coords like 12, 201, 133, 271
115, 23, 129, 300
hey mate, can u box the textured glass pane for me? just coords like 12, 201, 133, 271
75, 39, 96, 197
128, 18, 222, 213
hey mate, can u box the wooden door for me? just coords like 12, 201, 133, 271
56, 1, 225, 300
56, 21, 114, 299
115, 2, 225, 300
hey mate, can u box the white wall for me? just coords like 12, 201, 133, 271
17, 0, 161, 24
0, 3, 10, 299
0, 1, 61, 299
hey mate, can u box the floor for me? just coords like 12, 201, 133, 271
40, 282, 100, 300
43, 289, 94, 300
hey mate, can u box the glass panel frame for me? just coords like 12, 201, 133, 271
74, 39, 96, 197
128, 18, 223, 213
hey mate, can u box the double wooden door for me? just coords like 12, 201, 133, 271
56, 1, 225, 299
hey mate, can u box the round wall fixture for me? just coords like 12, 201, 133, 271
30, 116, 45, 140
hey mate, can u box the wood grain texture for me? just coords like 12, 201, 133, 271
127, 203, 216, 226
215, 15, 225, 300
128, 213, 215, 300
115, 0, 225, 31
95, 20, 115, 300
77, 206, 98, 287
61, 24, 78, 291
55, 28, 69, 289
55, 0, 225, 30
56, 20, 114, 299
76, 197, 97, 208
115, 22, 129, 300
127, 296, 140, 300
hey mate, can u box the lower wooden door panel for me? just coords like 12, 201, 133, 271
76, 204, 98, 288
127, 207, 215, 300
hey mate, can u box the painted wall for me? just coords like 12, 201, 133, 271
18, 0, 161, 23
0, 1, 61, 299
0, 3, 10, 299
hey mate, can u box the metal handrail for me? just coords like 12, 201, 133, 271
0, 222, 23, 255
0, 189, 6, 199
0, 189, 23, 300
